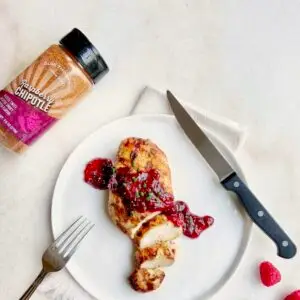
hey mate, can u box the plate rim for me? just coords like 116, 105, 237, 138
51, 113, 252, 300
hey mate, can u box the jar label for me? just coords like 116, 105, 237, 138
0, 90, 56, 145
0, 45, 92, 153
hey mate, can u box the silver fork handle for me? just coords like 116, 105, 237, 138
19, 269, 48, 300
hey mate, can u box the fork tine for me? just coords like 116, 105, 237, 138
58, 218, 91, 253
54, 216, 86, 248
62, 223, 94, 261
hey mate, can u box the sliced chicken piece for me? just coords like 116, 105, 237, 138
134, 214, 183, 249
135, 241, 177, 269
129, 268, 165, 293
108, 193, 159, 238
108, 137, 174, 238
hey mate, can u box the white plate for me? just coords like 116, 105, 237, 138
51, 114, 251, 300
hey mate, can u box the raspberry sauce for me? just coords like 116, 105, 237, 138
163, 201, 214, 239
84, 158, 114, 190
110, 167, 174, 213
84, 158, 214, 238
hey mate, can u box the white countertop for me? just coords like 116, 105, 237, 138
0, 1, 300, 299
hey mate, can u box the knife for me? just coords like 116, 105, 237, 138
166, 90, 297, 259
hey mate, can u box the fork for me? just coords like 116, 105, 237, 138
20, 216, 94, 300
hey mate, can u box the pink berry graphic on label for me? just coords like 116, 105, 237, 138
18, 112, 42, 133
26, 112, 42, 131
18, 115, 28, 133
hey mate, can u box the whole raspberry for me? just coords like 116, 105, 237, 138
259, 261, 281, 287
284, 290, 300, 300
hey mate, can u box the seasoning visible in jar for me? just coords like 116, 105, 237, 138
0, 28, 109, 153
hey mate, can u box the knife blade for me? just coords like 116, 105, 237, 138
167, 90, 297, 259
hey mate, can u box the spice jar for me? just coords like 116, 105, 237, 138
0, 28, 109, 153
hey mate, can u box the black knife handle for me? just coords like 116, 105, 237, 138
221, 172, 297, 259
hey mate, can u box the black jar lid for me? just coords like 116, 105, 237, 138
60, 28, 109, 83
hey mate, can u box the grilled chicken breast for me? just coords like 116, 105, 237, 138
108, 137, 173, 238
134, 214, 182, 249
135, 241, 177, 269
129, 268, 165, 293
108, 137, 182, 292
